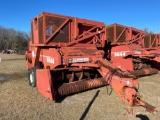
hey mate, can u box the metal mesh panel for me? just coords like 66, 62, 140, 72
132, 31, 138, 40
116, 25, 125, 43
46, 16, 65, 30
78, 24, 92, 35
144, 35, 150, 48
45, 16, 69, 43
79, 25, 96, 44
50, 23, 69, 43
151, 34, 156, 47
106, 26, 114, 43
38, 16, 44, 44
31, 21, 34, 44
158, 35, 160, 45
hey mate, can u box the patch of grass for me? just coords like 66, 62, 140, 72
0, 53, 160, 120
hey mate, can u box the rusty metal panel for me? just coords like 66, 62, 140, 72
151, 34, 156, 48
45, 16, 69, 43
38, 16, 44, 44
78, 25, 92, 35
158, 34, 160, 45
106, 26, 114, 43
31, 21, 34, 44
116, 25, 126, 43
46, 16, 65, 29
78, 25, 96, 44
62, 47, 98, 56
50, 23, 69, 43
144, 35, 150, 48
144, 34, 157, 48
106, 24, 126, 43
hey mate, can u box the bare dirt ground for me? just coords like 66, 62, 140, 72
0, 53, 160, 120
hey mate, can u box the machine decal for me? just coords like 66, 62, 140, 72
72, 58, 89, 63
134, 50, 142, 54
46, 57, 54, 64
114, 52, 126, 57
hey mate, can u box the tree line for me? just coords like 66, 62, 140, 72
0, 25, 30, 53
143, 28, 155, 34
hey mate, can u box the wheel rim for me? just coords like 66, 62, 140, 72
30, 72, 34, 84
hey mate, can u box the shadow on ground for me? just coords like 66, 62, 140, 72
80, 90, 100, 120
136, 114, 149, 120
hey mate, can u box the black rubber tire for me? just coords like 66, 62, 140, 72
28, 67, 38, 87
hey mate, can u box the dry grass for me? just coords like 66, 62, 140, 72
0, 53, 160, 120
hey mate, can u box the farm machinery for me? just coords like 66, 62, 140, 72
105, 23, 160, 76
25, 12, 157, 112
143, 33, 160, 70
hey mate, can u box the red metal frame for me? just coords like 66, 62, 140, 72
106, 23, 144, 45
143, 34, 160, 49
143, 34, 160, 63
105, 23, 160, 76
25, 12, 157, 112
31, 12, 106, 47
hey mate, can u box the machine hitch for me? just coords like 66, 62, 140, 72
95, 59, 157, 113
